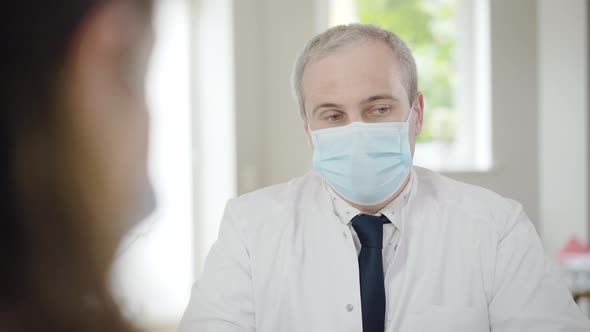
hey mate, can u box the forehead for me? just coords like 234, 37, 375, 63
301, 41, 408, 107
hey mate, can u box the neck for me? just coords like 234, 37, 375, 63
341, 172, 412, 215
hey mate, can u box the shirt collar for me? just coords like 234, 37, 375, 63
326, 167, 416, 231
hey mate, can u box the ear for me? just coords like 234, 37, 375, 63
413, 92, 425, 136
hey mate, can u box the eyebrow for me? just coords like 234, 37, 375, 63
312, 103, 344, 115
311, 94, 400, 115
360, 94, 399, 104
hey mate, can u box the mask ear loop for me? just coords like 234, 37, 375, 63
306, 120, 314, 148
405, 102, 416, 123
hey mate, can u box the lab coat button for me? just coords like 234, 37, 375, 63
345, 304, 354, 312
342, 231, 348, 239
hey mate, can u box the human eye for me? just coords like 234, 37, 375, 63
370, 105, 391, 116
323, 111, 345, 122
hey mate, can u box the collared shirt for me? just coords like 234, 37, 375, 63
179, 167, 590, 332
326, 168, 415, 273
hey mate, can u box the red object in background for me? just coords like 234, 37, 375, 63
558, 236, 590, 265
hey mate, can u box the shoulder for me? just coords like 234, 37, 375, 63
219, 171, 328, 249
222, 171, 325, 229
414, 167, 526, 237
228, 171, 323, 212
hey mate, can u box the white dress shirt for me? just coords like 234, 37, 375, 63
326, 168, 415, 270
179, 167, 590, 332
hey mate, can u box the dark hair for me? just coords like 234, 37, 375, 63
0, 1, 146, 331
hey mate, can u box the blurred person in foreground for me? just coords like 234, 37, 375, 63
180, 24, 590, 332
0, 1, 154, 331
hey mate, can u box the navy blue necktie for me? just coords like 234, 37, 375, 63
352, 214, 391, 332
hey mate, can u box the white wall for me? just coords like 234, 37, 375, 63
538, 0, 589, 256
234, 0, 317, 194
448, 0, 540, 225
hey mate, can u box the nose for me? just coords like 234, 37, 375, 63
347, 112, 364, 123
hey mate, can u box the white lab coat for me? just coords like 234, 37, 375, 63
179, 167, 590, 332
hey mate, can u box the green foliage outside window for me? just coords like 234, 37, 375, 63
356, 0, 457, 143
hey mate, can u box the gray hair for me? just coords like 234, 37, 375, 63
292, 23, 418, 119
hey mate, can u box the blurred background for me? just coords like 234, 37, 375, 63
110, 0, 590, 330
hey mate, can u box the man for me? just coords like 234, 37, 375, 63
179, 24, 589, 331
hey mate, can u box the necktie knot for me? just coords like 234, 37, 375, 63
351, 214, 391, 249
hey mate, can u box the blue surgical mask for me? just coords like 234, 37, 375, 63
310, 111, 414, 205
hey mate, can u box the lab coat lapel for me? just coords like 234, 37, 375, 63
292, 173, 363, 330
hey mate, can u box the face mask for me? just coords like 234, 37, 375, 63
310, 111, 414, 206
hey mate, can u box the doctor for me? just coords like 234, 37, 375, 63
179, 24, 589, 332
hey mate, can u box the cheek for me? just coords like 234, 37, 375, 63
89, 70, 149, 190
64, 45, 152, 256
74, 94, 150, 236
101, 106, 149, 208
